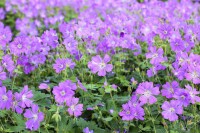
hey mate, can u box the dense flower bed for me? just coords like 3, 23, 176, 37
0, 0, 200, 132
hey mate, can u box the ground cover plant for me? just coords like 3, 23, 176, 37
0, 0, 200, 132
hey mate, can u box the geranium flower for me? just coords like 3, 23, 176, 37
17, 85, 33, 108
83, 127, 94, 133
53, 80, 76, 104
185, 85, 200, 104
161, 81, 180, 99
88, 54, 113, 76
136, 82, 160, 104
162, 100, 183, 121
24, 104, 44, 131
66, 97, 83, 117
174, 89, 191, 107
0, 86, 12, 110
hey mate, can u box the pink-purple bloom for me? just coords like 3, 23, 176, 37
24, 104, 44, 131
83, 127, 94, 133
66, 97, 83, 117
39, 83, 49, 90
12, 92, 23, 114
185, 85, 200, 104
174, 89, 191, 107
161, 81, 180, 99
53, 80, 76, 104
17, 85, 33, 108
0, 86, 12, 110
136, 82, 160, 105
162, 100, 183, 122
10, 36, 27, 55
53, 58, 75, 73
119, 103, 145, 121
88, 54, 113, 76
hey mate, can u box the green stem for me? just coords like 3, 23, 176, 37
146, 105, 157, 133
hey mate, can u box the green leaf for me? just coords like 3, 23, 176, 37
76, 118, 108, 133
33, 90, 51, 101
102, 117, 113, 122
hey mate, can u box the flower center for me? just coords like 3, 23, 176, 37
3, 62, 7, 67
60, 90, 66, 96
126, 110, 130, 115
190, 92, 194, 98
175, 43, 179, 46
181, 95, 185, 99
132, 103, 137, 107
134, 112, 138, 116
67, 43, 71, 47
99, 62, 106, 69
144, 90, 152, 97
22, 95, 27, 101
59, 64, 64, 69
13, 101, 18, 106
33, 114, 38, 121
152, 53, 158, 58
191, 71, 198, 79
70, 105, 75, 111
2, 95, 8, 101
0, 35, 6, 40
169, 87, 174, 93
17, 44, 22, 49
164, 30, 168, 34
169, 107, 175, 113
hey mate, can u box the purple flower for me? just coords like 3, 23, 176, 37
110, 109, 114, 114
136, 82, 160, 105
24, 104, 44, 131
157, 23, 172, 40
12, 92, 23, 114
10, 36, 27, 55
170, 38, 185, 52
119, 103, 144, 121
18, 85, 33, 108
41, 29, 59, 49
0, 8, 5, 20
146, 46, 166, 65
65, 58, 76, 69
130, 77, 137, 85
147, 64, 166, 77
0, 22, 12, 48
111, 84, 118, 89
0, 66, 7, 80
0, 86, 12, 110
53, 80, 76, 104
76, 78, 87, 91
132, 105, 145, 121
88, 54, 113, 76
30, 54, 46, 66
83, 127, 94, 133
53, 58, 75, 73
2, 55, 15, 73
128, 95, 144, 107
53, 58, 67, 73
161, 81, 180, 99
66, 97, 83, 117
63, 37, 78, 55
185, 65, 200, 84
162, 100, 183, 122
185, 85, 200, 104
39, 83, 49, 90
119, 103, 135, 121
174, 89, 191, 107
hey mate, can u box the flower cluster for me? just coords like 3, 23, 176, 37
0, 0, 200, 132
53, 80, 83, 117
0, 85, 44, 130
